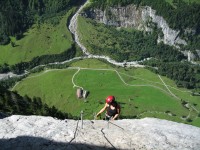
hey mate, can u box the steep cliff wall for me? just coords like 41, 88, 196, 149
182, 50, 200, 62
0, 115, 200, 150
82, 4, 200, 61
84, 5, 187, 48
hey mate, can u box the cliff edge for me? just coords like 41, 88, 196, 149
0, 115, 200, 150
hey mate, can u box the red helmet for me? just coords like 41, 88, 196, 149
106, 96, 115, 104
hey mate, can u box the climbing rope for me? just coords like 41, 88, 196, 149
101, 128, 117, 149
66, 119, 80, 148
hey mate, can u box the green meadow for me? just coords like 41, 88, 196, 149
0, 8, 76, 65
165, 0, 200, 5
12, 59, 200, 127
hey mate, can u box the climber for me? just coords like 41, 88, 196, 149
96, 96, 120, 121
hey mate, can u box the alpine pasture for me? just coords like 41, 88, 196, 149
12, 59, 200, 127
0, 8, 76, 65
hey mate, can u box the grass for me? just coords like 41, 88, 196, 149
77, 16, 101, 54
0, 8, 76, 65
77, 15, 151, 61
160, 76, 200, 109
14, 69, 78, 112
12, 59, 200, 127
165, 0, 200, 6
182, 0, 200, 3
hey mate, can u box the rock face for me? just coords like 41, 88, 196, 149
182, 50, 200, 62
1, 115, 200, 150
84, 5, 187, 48
196, 50, 200, 59
0, 72, 19, 80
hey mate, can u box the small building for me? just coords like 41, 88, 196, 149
83, 90, 89, 99
76, 88, 83, 99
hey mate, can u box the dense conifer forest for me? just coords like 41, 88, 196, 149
0, 0, 85, 45
142, 60, 200, 89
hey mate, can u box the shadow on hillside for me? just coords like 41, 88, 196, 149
0, 136, 116, 150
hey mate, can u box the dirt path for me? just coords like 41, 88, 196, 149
12, 67, 196, 100
158, 75, 181, 100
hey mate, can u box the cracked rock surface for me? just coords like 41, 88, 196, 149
0, 115, 200, 150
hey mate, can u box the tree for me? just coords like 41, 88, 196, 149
10, 41, 15, 47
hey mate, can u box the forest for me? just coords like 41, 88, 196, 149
0, 0, 85, 45
143, 60, 200, 90
79, 17, 186, 62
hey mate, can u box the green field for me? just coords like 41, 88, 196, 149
0, 8, 76, 65
12, 59, 200, 127
165, 0, 200, 6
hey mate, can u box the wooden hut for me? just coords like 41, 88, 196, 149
76, 88, 83, 99
83, 90, 89, 99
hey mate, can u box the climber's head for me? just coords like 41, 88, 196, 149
106, 96, 115, 104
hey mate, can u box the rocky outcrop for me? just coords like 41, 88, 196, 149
0, 72, 19, 80
188, 51, 196, 62
182, 50, 200, 62
84, 5, 187, 48
143, 7, 187, 47
86, 5, 148, 30
1, 115, 200, 150
196, 50, 200, 59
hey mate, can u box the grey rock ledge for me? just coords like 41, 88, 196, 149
0, 115, 200, 150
